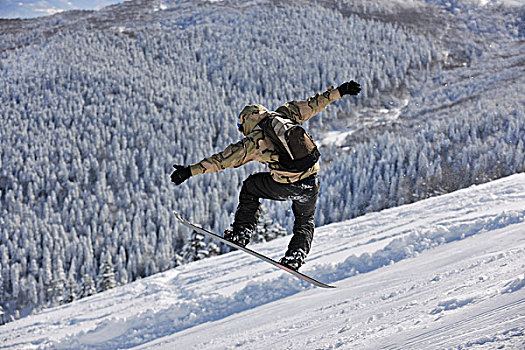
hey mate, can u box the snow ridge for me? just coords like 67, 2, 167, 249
334, 210, 524, 279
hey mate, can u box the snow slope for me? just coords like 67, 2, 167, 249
1, 173, 524, 349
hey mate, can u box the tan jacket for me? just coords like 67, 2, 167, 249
190, 87, 342, 183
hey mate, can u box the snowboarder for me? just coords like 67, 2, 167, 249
171, 81, 361, 270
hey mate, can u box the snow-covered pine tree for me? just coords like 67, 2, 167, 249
266, 223, 287, 242
26, 274, 39, 309
64, 275, 77, 303
80, 274, 96, 298
251, 212, 273, 244
170, 253, 183, 268
182, 231, 209, 263
251, 209, 287, 243
0, 268, 4, 309
97, 255, 117, 292
49, 257, 66, 307
208, 242, 220, 257
0, 305, 5, 326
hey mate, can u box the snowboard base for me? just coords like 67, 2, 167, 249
174, 211, 335, 288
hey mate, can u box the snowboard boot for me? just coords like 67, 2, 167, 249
279, 249, 306, 271
223, 227, 251, 248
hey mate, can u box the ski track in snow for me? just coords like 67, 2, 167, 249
0, 174, 524, 349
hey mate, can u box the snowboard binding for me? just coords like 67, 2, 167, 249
279, 249, 306, 271
223, 227, 251, 248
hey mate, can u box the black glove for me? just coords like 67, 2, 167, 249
337, 81, 361, 96
171, 165, 192, 185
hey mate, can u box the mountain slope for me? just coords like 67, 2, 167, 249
0, 0, 523, 332
1, 173, 523, 349
171, 224, 525, 350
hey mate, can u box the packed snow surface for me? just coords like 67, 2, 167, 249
1, 174, 524, 349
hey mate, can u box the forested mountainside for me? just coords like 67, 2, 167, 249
1, 0, 523, 323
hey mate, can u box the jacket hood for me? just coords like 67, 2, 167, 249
238, 104, 269, 136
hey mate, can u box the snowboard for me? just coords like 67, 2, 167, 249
174, 211, 335, 289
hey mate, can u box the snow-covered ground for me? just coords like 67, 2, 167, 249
1, 173, 524, 349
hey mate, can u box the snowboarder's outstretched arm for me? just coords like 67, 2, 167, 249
171, 135, 271, 185
276, 81, 361, 124
189, 137, 259, 176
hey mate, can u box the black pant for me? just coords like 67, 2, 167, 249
232, 172, 319, 256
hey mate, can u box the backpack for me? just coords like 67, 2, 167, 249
258, 112, 320, 172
